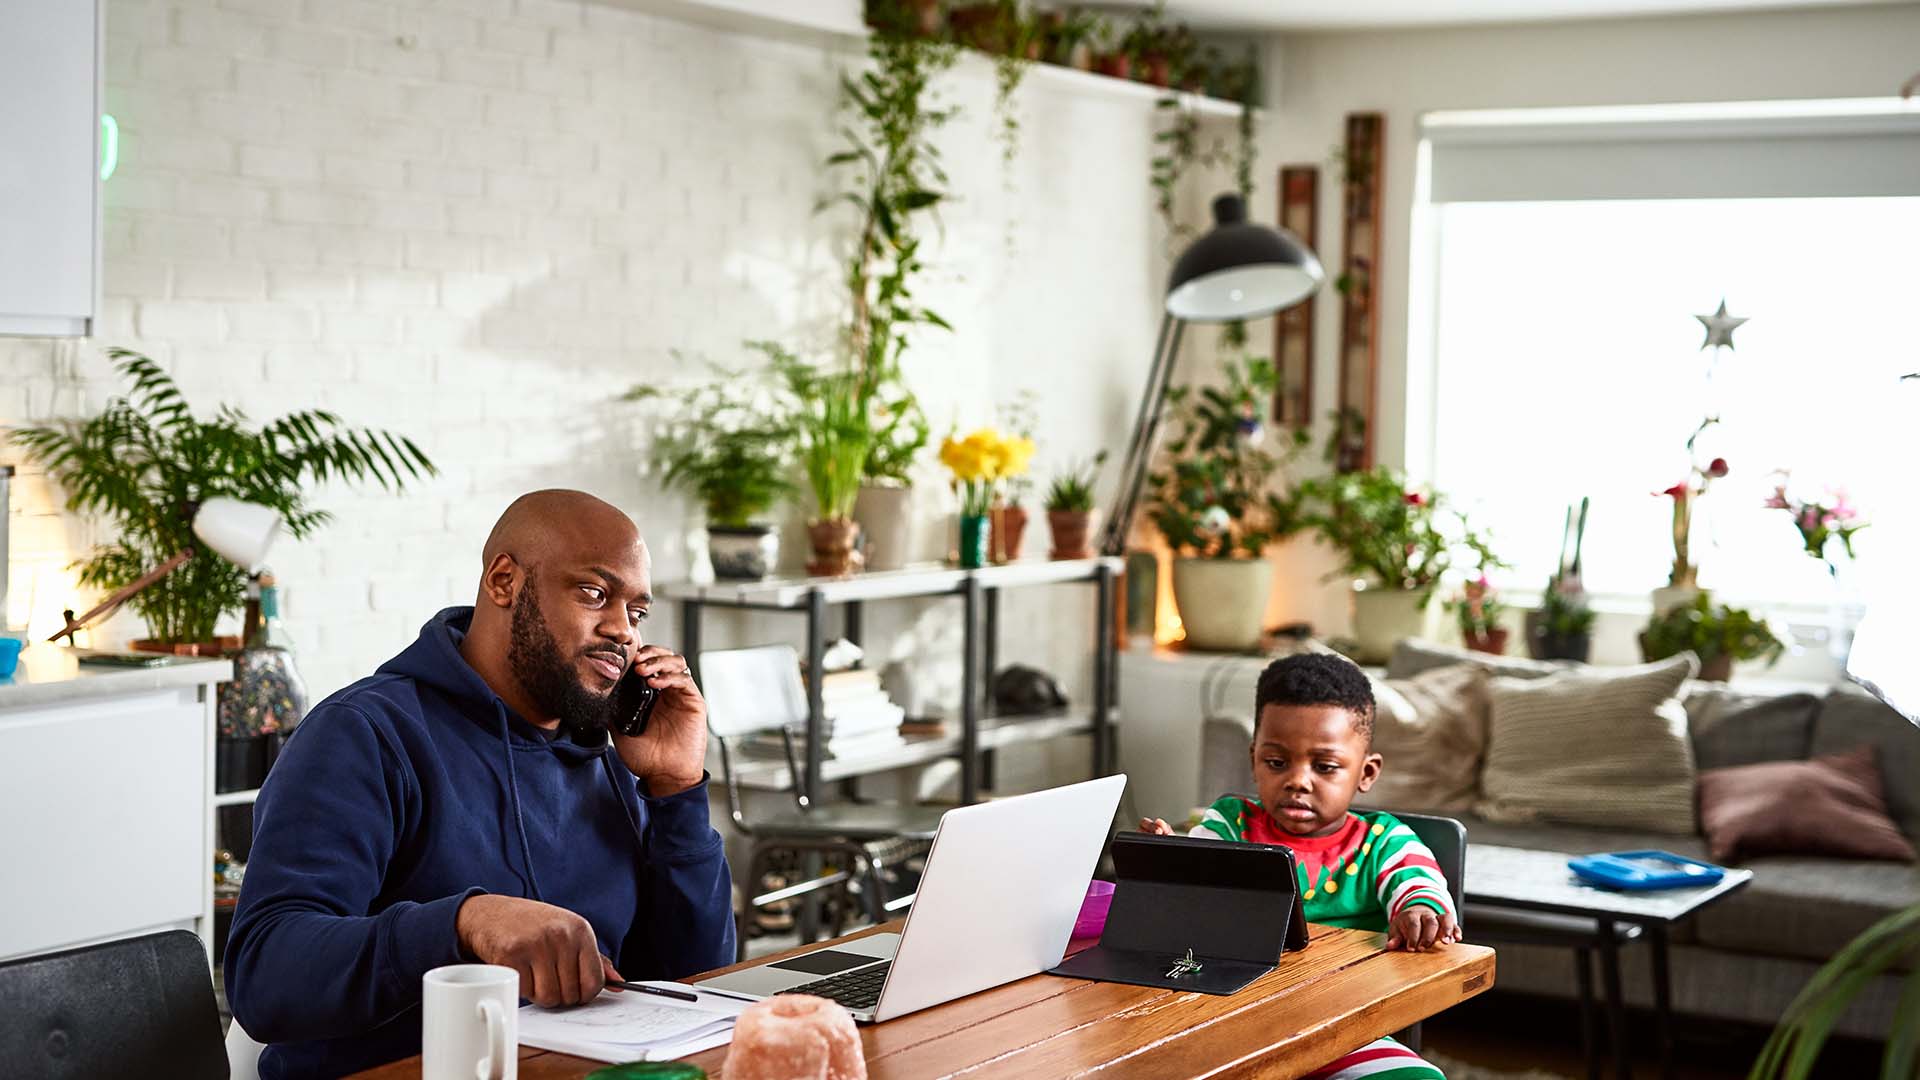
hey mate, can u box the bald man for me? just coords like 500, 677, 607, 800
226, 491, 734, 1079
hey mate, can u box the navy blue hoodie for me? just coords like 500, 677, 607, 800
225, 608, 735, 1079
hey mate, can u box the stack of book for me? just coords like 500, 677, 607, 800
743, 668, 907, 760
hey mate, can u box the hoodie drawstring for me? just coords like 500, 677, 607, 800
497, 703, 546, 901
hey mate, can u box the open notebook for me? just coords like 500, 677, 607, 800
518, 983, 748, 1063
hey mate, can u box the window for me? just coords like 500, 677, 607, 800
1416, 102, 1920, 608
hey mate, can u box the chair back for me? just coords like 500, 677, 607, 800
226, 1019, 265, 1080
0, 930, 226, 1080
699, 644, 809, 739
1388, 811, 1467, 912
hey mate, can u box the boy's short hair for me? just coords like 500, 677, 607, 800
1254, 653, 1375, 746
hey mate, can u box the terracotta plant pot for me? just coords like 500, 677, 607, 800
131, 636, 242, 657
1095, 53, 1131, 80
1464, 628, 1510, 656
1139, 55, 1172, 87
1698, 655, 1734, 682
1349, 587, 1433, 665
946, 5, 1003, 51
1047, 509, 1098, 561
708, 524, 779, 581
853, 484, 913, 572
990, 505, 1030, 563
806, 519, 863, 578
1172, 557, 1272, 652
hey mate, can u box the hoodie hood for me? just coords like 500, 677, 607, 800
379, 605, 609, 761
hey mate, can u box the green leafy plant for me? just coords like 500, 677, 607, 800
1037, 7, 1097, 67
624, 364, 793, 529
1147, 356, 1309, 559
1640, 592, 1785, 668
1750, 900, 1920, 1079
1539, 580, 1598, 639
753, 343, 873, 522
1447, 577, 1505, 638
825, 25, 956, 484
1297, 466, 1501, 596
14, 349, 434, 644
1045, 451, 1107, 513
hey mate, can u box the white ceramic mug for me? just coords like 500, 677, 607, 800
423, 964, 519, 1080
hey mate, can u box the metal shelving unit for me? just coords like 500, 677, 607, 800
663, 557, 1121, 805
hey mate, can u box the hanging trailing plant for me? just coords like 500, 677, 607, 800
824, 26, 958, 484
1218, 46, 1262, 350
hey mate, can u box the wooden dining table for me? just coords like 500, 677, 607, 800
355, 921, 1495, 1079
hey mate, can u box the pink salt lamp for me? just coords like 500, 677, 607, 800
727, 995, 866, 1080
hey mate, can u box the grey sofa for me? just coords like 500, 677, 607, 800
1196, 641, 1920, 1039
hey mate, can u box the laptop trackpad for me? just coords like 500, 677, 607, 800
697, 933, 900, 998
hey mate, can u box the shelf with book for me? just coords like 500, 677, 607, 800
669, 559, 1121, 804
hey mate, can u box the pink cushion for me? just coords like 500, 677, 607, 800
727, 994, 866, 1080
1697, 745, 1917, 864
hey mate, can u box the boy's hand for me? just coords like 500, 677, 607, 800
1138, 817, 1176, 836
1386, 907, 1460, 952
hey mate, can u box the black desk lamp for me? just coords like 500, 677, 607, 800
1101, 193, 1326, 556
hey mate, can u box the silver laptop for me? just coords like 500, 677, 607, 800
696, 774, 1126, 1022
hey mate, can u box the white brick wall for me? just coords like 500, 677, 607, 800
2, 0, 1238, 713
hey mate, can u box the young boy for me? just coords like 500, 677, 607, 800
1141, 652, 1459, 1080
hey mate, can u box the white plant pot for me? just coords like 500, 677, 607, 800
707, 525, 779, 581
1172, 557, 1273, 652
1351, 586, 1433, 664
854, 484, 913, 572
1650, 583, 1699, 617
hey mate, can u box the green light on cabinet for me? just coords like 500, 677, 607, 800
100, 114, 119, 181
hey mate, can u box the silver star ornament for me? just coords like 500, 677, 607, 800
1695, 299, 1748, 351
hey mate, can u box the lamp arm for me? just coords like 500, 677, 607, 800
47, 549, 193, 643
1102, 315, 1187, 556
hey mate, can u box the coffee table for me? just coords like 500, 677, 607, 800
1464, 845, 1753, 1080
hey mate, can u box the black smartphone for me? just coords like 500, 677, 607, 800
612, 665, 659, 738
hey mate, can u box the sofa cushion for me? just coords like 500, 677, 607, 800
1684, 684, 1819, 770
1697, 746, 1917, 864
1692, 854, 1920, 969
1478, 654, 1699, 835
1386, 638, 1572, 681
1810, 684, 1920, 842
1362, 663, 1491, 816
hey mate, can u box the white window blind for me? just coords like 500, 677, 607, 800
1423, 100, 1920, 203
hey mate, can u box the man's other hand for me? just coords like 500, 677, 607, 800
456, 895, 622, 1007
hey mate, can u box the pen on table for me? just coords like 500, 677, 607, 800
608, 980, 698, 1002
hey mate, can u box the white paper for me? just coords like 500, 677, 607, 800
518, 984, 746, 1063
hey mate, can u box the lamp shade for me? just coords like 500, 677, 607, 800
1165, 194, 1324, 322
192, 497, 283, 573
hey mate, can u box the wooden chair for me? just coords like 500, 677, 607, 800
702, 645, 946, 959
0, 930, 226, 1080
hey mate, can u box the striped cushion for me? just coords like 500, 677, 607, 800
1477, 654, 1700, 834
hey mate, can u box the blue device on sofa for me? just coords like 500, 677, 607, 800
1568, 850, 1726, 891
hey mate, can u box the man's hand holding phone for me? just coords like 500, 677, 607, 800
611, 645, 708, 797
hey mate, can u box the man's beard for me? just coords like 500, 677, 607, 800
508, 580, 620, 740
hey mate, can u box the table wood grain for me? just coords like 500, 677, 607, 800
354, 922, 1495, 1079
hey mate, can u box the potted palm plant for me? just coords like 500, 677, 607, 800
626, 365, 793, 580
14, 349, 435, 654
1299, 466, 1500, 664
1045, 452, 1106, 561
1146, 356, 1308, 652
760, 344, 873, 577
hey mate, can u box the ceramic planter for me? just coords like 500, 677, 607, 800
990, 505, 1030, 563
1697, 655, 1734, 682
707, 524, 779, 581
1464, 628, 1510, 656
854, 484, 912, 572
806, 519, 862, 577
1095, 53, 1131, 80
958, 513, 990, 570
1350, 587, 1433, 664
1048, 510, 1098, 561
1172, 557, 1272, 652
1650, 583, 1699, 616
1525, 611, 1591, 663
1139, 55, 1172, 87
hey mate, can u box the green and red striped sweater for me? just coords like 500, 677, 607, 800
1189, 797, 1454, 931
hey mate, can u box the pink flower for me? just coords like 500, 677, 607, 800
1707, 458, 1729, 478
1762, 486, 1790, 510
1658, 482, 1689, 499
1404, 491, 1426, 507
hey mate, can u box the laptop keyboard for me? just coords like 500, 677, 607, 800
779, 961, 891, 1011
